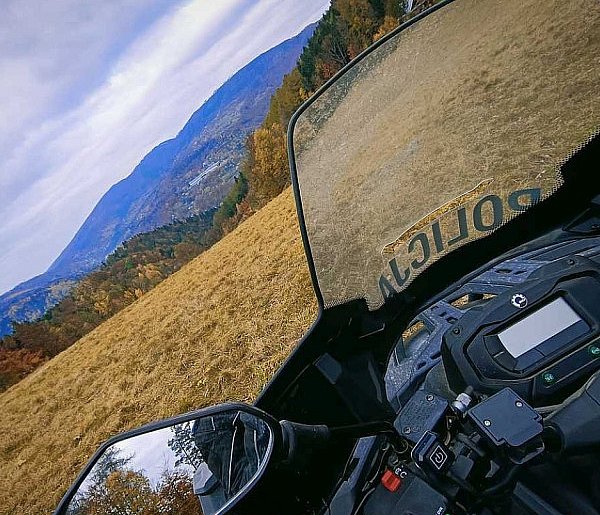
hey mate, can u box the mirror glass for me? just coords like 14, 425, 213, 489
65, 409, 272, 515
292, 0, 600, 309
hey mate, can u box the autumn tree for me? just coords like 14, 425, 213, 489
263, 69, 307, 128
298, 7, 350, 92
244, 124, 289, 209
155, 472, 202, 515
336, 0, 379, 58
72, 469, 157, 515
70, 468, 201, 515
205, 173, 250, 242
0, 348, 46, 390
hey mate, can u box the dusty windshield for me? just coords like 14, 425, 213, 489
292, 0, 600, 309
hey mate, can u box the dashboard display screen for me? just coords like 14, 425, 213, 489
498, 298, 583, 358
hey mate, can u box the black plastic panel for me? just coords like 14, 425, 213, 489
442, 256, 600, 404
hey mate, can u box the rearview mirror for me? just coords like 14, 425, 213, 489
54, 403, 276, 515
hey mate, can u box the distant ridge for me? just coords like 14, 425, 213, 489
0, 23, 316, 337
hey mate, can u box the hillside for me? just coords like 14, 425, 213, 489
0, 24, 315, 338
0, 188, 316, 514
0, 208, 220, 392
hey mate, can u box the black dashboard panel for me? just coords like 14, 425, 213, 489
442, 256, 600, 404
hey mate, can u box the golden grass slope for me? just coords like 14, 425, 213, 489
0, 188, 316, 514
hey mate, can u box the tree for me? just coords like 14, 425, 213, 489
264, 69, 307, 128
68, 447, 137, 514
69, 457, 202, 515
373, 15, 399, 41
0, 348, 46, 390
91, 447, 134, 486
244, 124, 288, 208
155, 472, 202, 515
336, 0, 379, 59
73, 469, 158, 515
384, 0, 402, 18
167, 422, 204, 470
298, 7, 350, 92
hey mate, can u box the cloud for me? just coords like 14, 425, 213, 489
0, 0, 175, 156
0, 0, 330, 295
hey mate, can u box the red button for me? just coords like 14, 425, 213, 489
381, 469, 402, 492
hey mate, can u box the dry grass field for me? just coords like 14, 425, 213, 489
0, 188, 316, 514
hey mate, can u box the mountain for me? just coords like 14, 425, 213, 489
0, 275, 79, 337
49, 24, 315, 278
0, 24, 315, 337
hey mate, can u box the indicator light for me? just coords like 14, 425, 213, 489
542, 372, 555, 384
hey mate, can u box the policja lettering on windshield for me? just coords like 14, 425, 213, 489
379, 188, 541, 300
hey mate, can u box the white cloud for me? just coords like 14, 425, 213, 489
0, 0, 329, 295
0, 0, 175, 156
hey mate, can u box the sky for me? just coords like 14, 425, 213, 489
0, 0, 330, 296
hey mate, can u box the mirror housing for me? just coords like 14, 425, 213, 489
54, 403, 280, 515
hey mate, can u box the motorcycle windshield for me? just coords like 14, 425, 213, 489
291, 0, 600, 309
